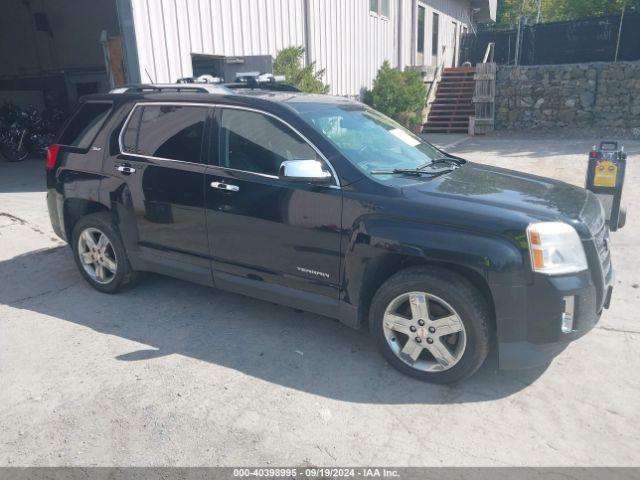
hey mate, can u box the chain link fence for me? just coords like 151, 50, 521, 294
461, 14, 640, 66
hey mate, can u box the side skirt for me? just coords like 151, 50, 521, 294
214, 271, 359, 329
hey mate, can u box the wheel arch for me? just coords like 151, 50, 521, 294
63, 198, 111, 241
357, 255, 497, 335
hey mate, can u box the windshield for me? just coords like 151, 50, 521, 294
290, 102, 443, 177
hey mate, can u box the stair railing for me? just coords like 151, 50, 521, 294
482, 42, 495, 64
422, 45, 448, 128
471, 59, 496, 135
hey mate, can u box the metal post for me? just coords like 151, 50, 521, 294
410, 0, 417, 66
615, 6, 625, 63
99, 30, 115, 89
397, 0, 404, 69
536, 0, 542, 23
303, 0, 311, 66
514, 16, 523, 66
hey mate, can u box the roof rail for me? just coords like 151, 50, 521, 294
109, 83, 233, 95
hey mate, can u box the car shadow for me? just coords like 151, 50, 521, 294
1, 246, 550, 405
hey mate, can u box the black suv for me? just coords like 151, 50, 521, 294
46, 83, 614, 383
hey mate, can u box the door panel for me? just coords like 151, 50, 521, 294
205, 107, 342, 301
205, 168, 341, 298
118, 157, 208, 257
105, 103, 211, 277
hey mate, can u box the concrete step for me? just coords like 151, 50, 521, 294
427, 114, 472, 120
437, 85, 475, 90
423, 127, 469, 133
443, 67, 476, 73
434, 100, 474, 104
424, 121, 470, 127
435, 93, 474, 99
430, 105, 475, 110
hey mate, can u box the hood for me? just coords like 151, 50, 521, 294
401, 162, 600, 236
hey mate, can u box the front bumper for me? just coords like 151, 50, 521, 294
495, 263, 613, 370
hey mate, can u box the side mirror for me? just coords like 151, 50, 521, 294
279, 159, 332, 183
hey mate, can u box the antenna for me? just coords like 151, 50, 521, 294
145, 67, 155, 83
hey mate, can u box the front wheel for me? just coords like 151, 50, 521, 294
370, 267, 492, 384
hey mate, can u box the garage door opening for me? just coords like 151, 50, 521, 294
0, 0, 124, 114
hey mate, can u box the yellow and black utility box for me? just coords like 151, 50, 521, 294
586, 141, 627, 232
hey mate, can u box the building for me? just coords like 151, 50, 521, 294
0, 0, 496, 107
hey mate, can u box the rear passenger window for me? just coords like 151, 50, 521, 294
121, 105, 208, 163
58, 102, 112, 148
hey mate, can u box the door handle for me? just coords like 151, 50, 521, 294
210, 181, 239, 192
116, 165, 136, 174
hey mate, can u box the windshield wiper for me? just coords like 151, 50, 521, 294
418, 157, 464, 169
371, 156, 464, 177
370, 168, 452, 178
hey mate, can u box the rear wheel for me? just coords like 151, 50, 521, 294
72, 213, 137, 293
370, 266, 491, 384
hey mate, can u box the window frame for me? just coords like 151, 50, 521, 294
118, 102, 212, 166
432, 12, 440, 59
58, 100, 113, 150
119, 102, 340, 188
417, 4, 426, 56
212, 105, 340, 188
369, 0, 390, 20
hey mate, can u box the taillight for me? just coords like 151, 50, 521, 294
45, 144, 60, 170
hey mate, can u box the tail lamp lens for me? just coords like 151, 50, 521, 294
45, 144, 60, 170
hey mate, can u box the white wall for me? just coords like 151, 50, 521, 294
128, 0, 475, 96
425, 0, 473, 67
306, 0, 397, 96
398, 0, 472, 70
130, 0, 306, 83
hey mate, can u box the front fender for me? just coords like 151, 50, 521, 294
341, 215, 527, 328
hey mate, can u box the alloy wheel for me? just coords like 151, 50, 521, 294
382, 291, 467, 372
77, 227, 118, 284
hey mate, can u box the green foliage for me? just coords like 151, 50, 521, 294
273, 46, 330, 94
363, 62, 427, 131
497, 0, 639, 26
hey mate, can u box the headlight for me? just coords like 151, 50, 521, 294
526, 222, 588, 275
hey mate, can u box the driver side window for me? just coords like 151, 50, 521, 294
219, 108, 318, 176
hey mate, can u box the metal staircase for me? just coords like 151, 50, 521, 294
423, 66, 476, 134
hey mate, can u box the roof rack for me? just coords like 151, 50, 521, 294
109, 83, 232, 95
225, 72, 300, 92
108, 72, 300, 95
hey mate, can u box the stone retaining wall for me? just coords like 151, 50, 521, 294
495, 61, 640, 130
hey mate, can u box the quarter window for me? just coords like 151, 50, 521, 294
219, 109, 318, 177
58, 102, 112, 148
121, 105, 208, 163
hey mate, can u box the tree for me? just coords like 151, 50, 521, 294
363, 61, 427, 131
273, 46, 330, 94
497, 0, 639, 26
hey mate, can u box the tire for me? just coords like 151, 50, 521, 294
370, 266, 491, 384
71, 212, 138, 294
0, 140, 29, 162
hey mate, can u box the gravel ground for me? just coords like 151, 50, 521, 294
0, 133, 638, 467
